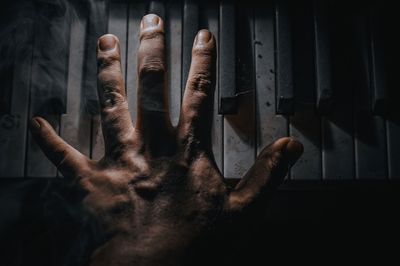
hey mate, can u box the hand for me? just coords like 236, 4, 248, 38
29, 14, 303, 266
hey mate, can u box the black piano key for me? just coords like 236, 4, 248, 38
0, 6, 34, 177
289, 0, 321, 180
27, 0, 72, 177
26, 116, 60, 177
0, 57, 13, 115
0, 28, 14, 115
200, 0, 223, 171
148, 0, 166, 19
223, 4, 256, 178
0, 4, 15, 115
92, 1, 129, 160
352, 10, 387, 180
29, 0, 70, 115
166, 0, 182, 126
127, 2, 146, 124
60, 10, 91, 160
368, 4, 387, 116
218, 0, 237, 114
313, 0, 333, 114
182, 0, 199, 96
108, 1, 128, 82
275, 0, 294, 115
255, 1, 288, 153
383, 3, 400, 179
321, 3, 355, 180
83, 0, 108, 115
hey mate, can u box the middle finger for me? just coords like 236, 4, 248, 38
136, 14, 172, 154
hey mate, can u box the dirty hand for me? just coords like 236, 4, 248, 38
29, 14, 303, 266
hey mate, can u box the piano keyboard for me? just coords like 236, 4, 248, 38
0, 0, 399, 179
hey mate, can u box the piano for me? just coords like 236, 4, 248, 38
0, 0, 400, 263
1, 0, 399, 180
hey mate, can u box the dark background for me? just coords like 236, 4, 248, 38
1, 178, 400, 265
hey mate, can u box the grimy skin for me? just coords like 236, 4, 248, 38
29, 14, 303, 266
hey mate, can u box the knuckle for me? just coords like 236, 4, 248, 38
226, 192, 250, 214
101, 91, 126, 109
55, 148, 70, 169
192, 45, 215, 58
267, 151, 283, 170
139, 59, 165, 79
98, 64, 124, 98
257, 148, 284, 172
97, 53, 121, 69
98, 71, 122, 90
56, 149, 85, 176
189, 72, 212, 92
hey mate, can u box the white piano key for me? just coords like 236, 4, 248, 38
353, 13, 387, 180
355, 117, 387, 180
368, 6, 387, 116
275, 0, 294, 115
290, 107, 321, 180
320, 3, 355, 180
289, 1, 321, 180
91, 2, 128, 160
28, 1, 70, 115
26, 122, 60, 176
0, 11, 33, 177
387, 121, 400, 179
26, 1, 73, 177
322, 118, 355, 180
83, 0, 108, 115
223, 5, 256, 179
314, 0, 333, 114
202, 1, 223, 172
60, 11, 91, 160
127, 2, 146, 125
166, 1, 182, 126
383, 4, 400, 179
219, 0, 237, 114
108, 1, 128, 83
182, 0, 199, 95
255, 2, 288, 154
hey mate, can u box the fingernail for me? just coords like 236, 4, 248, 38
285, 138, 304, 166
141, 14, 160, 29
30, 118, 41, 131
195, 30, 212, 45
99, 34, 117, 51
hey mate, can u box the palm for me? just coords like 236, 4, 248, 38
30, 14, 303, 266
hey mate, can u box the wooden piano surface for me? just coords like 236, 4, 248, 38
0, 0, 399, 180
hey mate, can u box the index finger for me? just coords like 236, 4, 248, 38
135, 14, 173, 156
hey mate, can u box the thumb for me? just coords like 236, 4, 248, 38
225, 137, 303, 213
